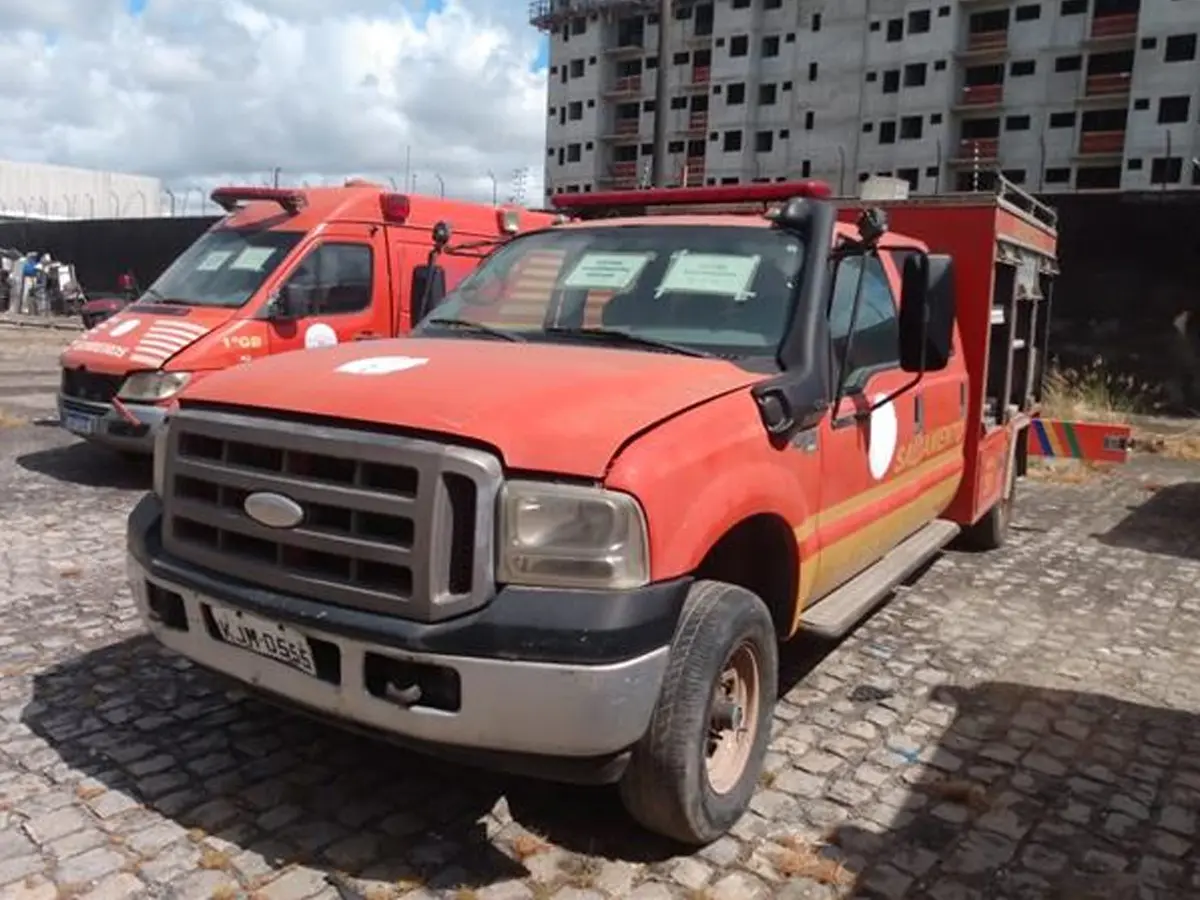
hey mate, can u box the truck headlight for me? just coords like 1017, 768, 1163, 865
119, 371, 191, 402
152, 419, 170, 497
497, 481, 649, 590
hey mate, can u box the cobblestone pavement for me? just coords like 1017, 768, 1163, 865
3, 330, 1200, 899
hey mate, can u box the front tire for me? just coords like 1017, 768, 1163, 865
618, 579, 778, 845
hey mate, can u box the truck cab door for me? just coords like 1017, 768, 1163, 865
809, 251, 920, 600
266, 224, 389, 354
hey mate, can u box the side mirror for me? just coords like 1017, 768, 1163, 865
899, 251, 955, 373
411, 264, 446, 323
266, 284, 297, 320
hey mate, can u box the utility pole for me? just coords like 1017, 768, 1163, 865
650, 0, 672, 188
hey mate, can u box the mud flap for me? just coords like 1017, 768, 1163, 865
1029, 418, 1132, 464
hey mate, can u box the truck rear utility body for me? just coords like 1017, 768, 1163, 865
128, 176, 1127, 846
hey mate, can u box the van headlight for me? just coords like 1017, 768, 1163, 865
119, 371, 191, 402
497, 481, 649, 590
152, 419, 170, 497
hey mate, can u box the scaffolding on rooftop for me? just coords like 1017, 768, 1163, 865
529, 0, 699, 30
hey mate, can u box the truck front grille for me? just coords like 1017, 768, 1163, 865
160, 407, 502, 622
61, 368, 123, 403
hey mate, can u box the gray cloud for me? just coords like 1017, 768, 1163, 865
0, 0, 548, 206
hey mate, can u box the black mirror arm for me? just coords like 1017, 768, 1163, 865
867, 372, 924, 415
829, 245, 872, 414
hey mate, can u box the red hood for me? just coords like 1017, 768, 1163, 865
181, 337, 765, 477
60, 306, 237, 375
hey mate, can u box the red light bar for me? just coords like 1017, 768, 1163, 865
380, 192, 411, 223
550, 180, 833, 214
211, 186, 307, 214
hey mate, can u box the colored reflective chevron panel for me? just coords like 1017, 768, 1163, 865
1029, 418, 1131, 463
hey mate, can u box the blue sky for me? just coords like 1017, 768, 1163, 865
127, 0, 147, 14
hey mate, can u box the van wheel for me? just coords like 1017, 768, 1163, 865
958, 463, 1017, 551
618, 580, 778, 846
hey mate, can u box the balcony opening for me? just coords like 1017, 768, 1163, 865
1094, 0, 1139, 16
961, 118, 1001, 140
615, 16, 644, 48
964, 64, 1005, 87
1080, 107, 1127, 133
1075, 165, 1121, 189
1086, 49, 1134, 75
969, 9, 1010, 34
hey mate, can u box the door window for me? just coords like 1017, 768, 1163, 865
283, 243, 373, 316
828, 254, 900, 388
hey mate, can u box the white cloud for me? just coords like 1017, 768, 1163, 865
0, 0, 548, 209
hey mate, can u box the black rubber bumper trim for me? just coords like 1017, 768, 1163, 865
127, 494, 690, 666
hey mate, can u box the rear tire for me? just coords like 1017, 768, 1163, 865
957, 460, 1017, 551
618, 579, 778, 846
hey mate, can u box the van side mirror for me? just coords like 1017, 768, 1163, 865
411, 264, 446, 323
267, 284, 298, 321
899, 251, 955, 373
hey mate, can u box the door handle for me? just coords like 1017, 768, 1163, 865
354, 331, 379, 341
914, 392, 925, 434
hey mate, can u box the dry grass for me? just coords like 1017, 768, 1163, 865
1040, 358, 1148, 425
0, 410, 25, 428
769, 835, 854, 887
210, 886, 239, 900
198, 847, 233, 871
559, 855, 602, 889
1038, 359, 1200, 463
74, 783, 105, 801
508, 832, 551, 861
927, 778, 990, 812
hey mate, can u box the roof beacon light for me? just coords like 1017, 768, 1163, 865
379, 192, 411, 223
497, 208, 521, 234
549, 180, 833, 219
210, 186, 307, 214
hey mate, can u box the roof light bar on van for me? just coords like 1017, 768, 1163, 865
549, 180, 834, 218
210, 186, 307, 214
379, 193, 411, 223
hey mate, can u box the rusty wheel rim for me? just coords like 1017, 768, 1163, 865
705, 641, 761, 795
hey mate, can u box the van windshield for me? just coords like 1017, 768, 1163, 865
417, 224, 805, 358
136, 227, 305, 308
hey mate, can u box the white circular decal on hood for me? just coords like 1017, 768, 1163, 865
108, 318, 141, 338
335, 356, 429, 375
868, 394, 898, 481
304, 323, 338, 349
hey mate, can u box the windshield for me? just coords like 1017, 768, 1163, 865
415, 224, 805, 357
136, 227, 305, 309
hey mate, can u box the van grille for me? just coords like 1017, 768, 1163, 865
61, 368, 123, 403
160, 408, 501, 622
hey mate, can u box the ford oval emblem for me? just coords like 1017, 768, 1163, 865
243, 492, 305, 529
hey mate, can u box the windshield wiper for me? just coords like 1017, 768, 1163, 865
543, 326, 714, 358
423, 317, 525, 342
137, 288, 190, 306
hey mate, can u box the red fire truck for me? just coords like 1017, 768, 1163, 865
127, 177, 1128, 845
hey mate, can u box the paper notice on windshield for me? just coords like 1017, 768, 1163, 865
656, 252, 762, 302
562, 252, 653, 291
196, 250, 234, 271
229, 247, 277, 271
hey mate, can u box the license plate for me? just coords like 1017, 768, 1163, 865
208, 606, 317, 677
62, 411, 98, 435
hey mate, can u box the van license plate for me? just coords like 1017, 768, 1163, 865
208, 606, 317, 677
62, 411, 98, 435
